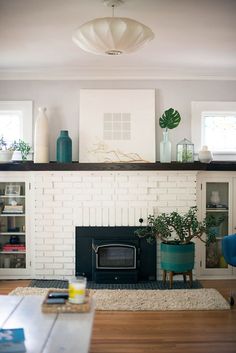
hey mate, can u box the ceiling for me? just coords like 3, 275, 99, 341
0, 0, 236, 80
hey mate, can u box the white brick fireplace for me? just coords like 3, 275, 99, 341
32, 170, 197, 280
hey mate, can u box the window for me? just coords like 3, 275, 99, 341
202, 113, 236, 153
0, 101, 33, 146
191, 102, 236, 161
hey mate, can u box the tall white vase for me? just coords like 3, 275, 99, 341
34, 107, 49, 163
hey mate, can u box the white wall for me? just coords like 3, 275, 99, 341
0, 80, 236, 161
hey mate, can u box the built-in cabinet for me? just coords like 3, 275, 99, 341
197, 172, 236, 279
0, 176, 31, 278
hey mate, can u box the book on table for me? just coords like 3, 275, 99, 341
0, 328, 26, 353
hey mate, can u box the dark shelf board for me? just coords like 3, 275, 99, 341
0, 161, 236, 171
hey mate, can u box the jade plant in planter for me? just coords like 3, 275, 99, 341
135, 207, 217, 274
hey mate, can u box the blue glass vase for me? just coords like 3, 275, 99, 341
56, 130, 72, 163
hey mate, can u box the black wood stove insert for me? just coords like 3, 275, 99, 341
75, 226, 156, 283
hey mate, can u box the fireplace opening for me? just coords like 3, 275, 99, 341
76, 226, 156, 284
95, 244, 136, 269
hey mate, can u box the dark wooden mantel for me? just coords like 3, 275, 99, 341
0, 161, 236, 171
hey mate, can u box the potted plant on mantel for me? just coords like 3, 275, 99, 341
159, 107, 181, 163
0, 136, 31, 162
11, 140, 31, 161
135, 207, 217, 278
0, 136, 15, 162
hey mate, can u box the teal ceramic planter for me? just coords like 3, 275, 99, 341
161, 242, 195, 272
56, 130, 72, 163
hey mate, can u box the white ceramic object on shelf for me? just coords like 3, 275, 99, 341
210, 191, 220, 205
0, 150, 14, 163
198, 145, 213, 163
34, 107, 49, 163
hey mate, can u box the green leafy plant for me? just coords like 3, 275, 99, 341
0, 136, 31, 162
135, 207, 216, 246
178, 149, 193, 163
159, 108, 181, 130
12, 140, 31, 161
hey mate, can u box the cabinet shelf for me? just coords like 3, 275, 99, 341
0, 214, 25, 217
0, 232, 25, 235
206, 209, 228, 212
0, 195, 25, 198
0, 251, 26, 254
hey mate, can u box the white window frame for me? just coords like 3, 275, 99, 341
191, 101, 236, 161
0, 101, 33, 145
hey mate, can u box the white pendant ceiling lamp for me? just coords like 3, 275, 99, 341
72, 0, 154, 55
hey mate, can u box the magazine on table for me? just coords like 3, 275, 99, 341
0, 328, 26, 352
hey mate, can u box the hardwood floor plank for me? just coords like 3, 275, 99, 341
90, 342, 236, 353
0, 280, 30, 294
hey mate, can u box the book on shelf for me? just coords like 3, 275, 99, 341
206, 203, 228, 210
0, 328, 26, 353
2, 244, 26, 252
2, 205, 24, 213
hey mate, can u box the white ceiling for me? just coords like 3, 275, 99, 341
0, 0, 236, 80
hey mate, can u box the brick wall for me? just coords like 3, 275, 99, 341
32, 171, 197, 279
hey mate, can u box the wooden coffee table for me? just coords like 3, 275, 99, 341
0, 295, 95, 353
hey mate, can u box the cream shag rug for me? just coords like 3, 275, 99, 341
8, 287, 230, 311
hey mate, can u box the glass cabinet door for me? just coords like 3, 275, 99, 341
0, 182, 26, 271
205, 182, 229, 270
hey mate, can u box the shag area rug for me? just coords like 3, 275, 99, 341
9, 287, 230, 311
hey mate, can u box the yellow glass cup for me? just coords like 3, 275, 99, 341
69, 276, 87, 304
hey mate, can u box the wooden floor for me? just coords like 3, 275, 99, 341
1, 279, 236, 353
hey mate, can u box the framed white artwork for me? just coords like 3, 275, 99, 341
79, 89, 156, 163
